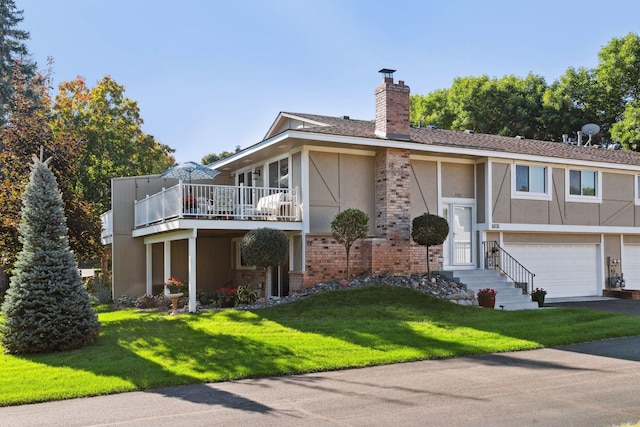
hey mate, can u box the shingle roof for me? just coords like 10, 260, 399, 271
283, 112, 640, 167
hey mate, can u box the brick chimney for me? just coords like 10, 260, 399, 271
375, 69, 411, 141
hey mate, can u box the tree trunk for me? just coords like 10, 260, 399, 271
346, 246, 351, 280
426, 244, 431, 275
0, 267, 8, 300
264, 266, 271, 307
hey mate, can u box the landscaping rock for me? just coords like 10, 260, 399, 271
236, 273, 476, 310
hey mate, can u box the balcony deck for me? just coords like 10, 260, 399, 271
100, 183, 302, 242
137, 183, 299, 225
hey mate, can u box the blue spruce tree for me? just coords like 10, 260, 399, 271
1, 154, 100, 353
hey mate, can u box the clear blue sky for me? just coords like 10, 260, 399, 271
15, 0, 640, 164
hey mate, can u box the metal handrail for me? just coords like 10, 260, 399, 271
482, 241, 535, 295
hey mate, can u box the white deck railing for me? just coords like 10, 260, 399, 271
134, 183, 301, 228
101, 210, 113, 244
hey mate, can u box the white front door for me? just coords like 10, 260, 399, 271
443, 204, 474, 267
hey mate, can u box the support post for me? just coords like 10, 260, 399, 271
145, 243, 153, 295
188, 236, 197, 312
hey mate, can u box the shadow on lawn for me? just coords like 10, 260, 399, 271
258, 285, 634, 369
14, 310, 303, 409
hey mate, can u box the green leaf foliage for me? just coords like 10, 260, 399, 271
0, 64, 98, 285
0, 0, 36, 126
201, 151, 234, 166
412, 213, 449, 274
331, 208, 369, 279
0, 155, 100, 354
410, 32, 640, 149
52, 76, 175, 215
411, 213, 449, 247
240, 228, 288, 268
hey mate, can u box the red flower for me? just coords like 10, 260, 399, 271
477, 288, 497, 298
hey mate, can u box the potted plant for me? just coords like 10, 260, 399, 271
183, 195, 197, 212
164, 276, 185, 315
530, 287, 547, 307
477, 288, 497, 308
165, 276, 185, 295
216, 287, 238, 308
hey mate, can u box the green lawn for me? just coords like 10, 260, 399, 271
3, 285, 640, 406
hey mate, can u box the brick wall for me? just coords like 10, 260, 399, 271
303, 235, 367, 287
299, 234, 444, 290
373, 147, 412, 273
375, 78, 410, 139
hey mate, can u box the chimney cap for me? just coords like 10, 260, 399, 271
378, 68, 396, 79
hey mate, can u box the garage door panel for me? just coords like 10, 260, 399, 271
623, 245, 640, 289
505, 244, 598, 298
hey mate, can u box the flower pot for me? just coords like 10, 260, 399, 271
167, 292, 183, 315
532, 295, 545, 307
478, 296, 496, 308
219, 297, 235, 308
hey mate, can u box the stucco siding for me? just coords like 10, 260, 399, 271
492, 163, 639, 227
308, 151, 375, 234
491, 162, 511, 223
625, 235, 640, 244
502, 233, 601, 244
476, 163, 486, 224
409, 159, 437, 219
441, 162, 474, 198
511, 199, 550, 224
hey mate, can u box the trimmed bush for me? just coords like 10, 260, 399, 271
411, 213, 449, 274
331, 208, 369, 279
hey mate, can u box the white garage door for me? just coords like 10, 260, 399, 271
504, 244, 599, 298
623, 245, 640, 289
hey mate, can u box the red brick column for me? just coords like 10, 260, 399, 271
372, 147, 412, 275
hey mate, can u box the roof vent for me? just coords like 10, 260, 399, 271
515, 135, 525, 139
464, 129, 475, 134
341, 115, 350, 120
426, 125, 437, 129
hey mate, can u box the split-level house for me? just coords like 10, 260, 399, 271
102, 70, 640, 311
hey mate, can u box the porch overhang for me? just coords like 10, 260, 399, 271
132, 218, 303, 238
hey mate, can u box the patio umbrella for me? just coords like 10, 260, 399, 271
160, 161, 220, 183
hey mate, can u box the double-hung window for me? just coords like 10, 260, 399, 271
567, 169, 601, 202
513, 164, 550, 200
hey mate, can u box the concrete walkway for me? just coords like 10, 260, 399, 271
3, 300, 640, 427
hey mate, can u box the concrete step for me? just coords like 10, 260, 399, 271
443, 268, 537, 311
494, 301, 540, 311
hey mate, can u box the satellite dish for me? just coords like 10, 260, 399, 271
581, 123, 600, 136
580, 123, 601, 146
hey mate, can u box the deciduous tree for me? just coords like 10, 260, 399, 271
52, 75, 175, 215
331, 208, 369, 280
0, 66, 96, 297
411, 213, 449, 275
240, 228, 288, 306
201, 150, 234, 165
